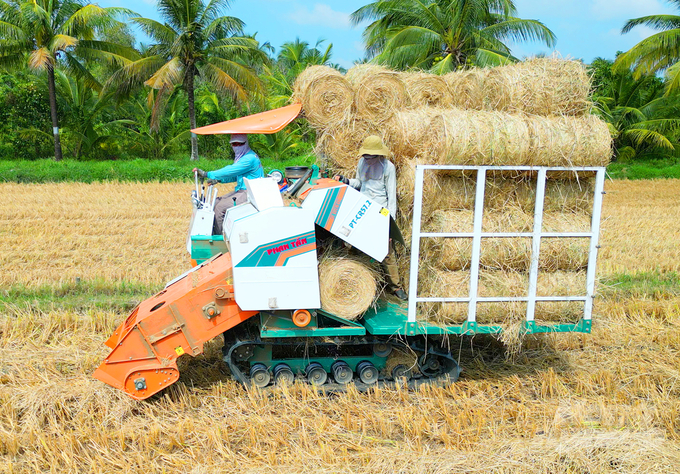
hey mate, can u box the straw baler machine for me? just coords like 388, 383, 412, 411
93, 169, 460, 399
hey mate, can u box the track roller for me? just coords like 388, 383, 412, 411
391, 364, 410, 381
356, 360, 378, 385
305, 362, 327, 386
273, 364, 294, 385
331, 361, 353, 384
249, 363, 271, 388
373, 342, 392, 357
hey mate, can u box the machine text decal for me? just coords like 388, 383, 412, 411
236, 231, 316, 267
348, 200, 372, 229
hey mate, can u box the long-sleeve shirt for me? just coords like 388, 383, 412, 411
206, 151, 264, 191
348, 158, 397, 216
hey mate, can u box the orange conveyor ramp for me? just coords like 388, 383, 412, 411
93, 253, 257, 400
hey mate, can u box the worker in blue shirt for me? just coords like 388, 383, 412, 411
193, 133, 264, 234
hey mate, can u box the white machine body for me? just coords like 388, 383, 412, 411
302, 183, 390, 261
224, 178, 320, 311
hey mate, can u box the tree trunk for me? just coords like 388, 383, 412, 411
186, 68, 199, 161
47, 64, 63, 161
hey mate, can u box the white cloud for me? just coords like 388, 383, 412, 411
591, 0, 669, 20
288, 3, 351, 29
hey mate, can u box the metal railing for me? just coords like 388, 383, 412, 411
406, 165, 606, 325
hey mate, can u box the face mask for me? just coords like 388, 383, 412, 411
231, 142, 251, 162
359, 155, 386, 180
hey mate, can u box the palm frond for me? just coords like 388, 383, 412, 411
622, 128, 674, 150
28, 47, 52, 70
622, 14, 680, 34
481, 17, 556, 47
145, 57, 183, 89
50, 34, 78, 53
130, 17, 178, 45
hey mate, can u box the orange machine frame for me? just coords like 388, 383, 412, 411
93, 253, 257, 400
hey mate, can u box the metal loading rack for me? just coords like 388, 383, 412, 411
406, 165, 606, 335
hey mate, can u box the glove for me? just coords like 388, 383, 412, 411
206, 179, 218, 186
334, 175, 350, 185
193, 168, 207, 179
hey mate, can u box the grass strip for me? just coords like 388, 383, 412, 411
0, 155, 317, 183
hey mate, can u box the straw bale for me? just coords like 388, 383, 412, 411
401, 71, 452, 108
427, 235, 589, 272
398, 170, 595, 217
420, 269, 586, 299
315, 120, 388, 173
381, 107, 611, 167
384, 109, 446, 164
318, 252, 381, 320
526, 114, 612, 167
346, 64, 409, 123
292, 65, 353, 129
485, 58, 592, 116
443, 69, 488, 110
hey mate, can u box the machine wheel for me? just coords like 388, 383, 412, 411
305, 362, 327, 386
373, 342, 393, 358
249, 363, 271, 388
273, 364, 294, 385
356, 361, 378, 385
391, 364, 410, 381
331, 361, 353, 384
418, 354, 442, 378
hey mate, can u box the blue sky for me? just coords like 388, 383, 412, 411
101, 0, 677, 69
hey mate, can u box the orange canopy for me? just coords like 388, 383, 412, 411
191, 103, 302, 135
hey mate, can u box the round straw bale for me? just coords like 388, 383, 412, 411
439, 110, 532, 165
525, 115, 612, 167
425, 230, 589, 272
385, 108, 446, 164
315, 120, 387, 172
346, 64, 409, 123
292, 65, 353, 129
318, 256, 379, 320
401, 72, 452, 108
485, 58, 592, 116
443, 69, 488, 110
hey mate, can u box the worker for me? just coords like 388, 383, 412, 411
334, 135, 407, 300
193, 133, 264, 235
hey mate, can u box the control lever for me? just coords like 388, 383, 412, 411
287, 167, 314, 198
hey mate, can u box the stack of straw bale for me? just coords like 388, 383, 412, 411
293, 58, 612, 339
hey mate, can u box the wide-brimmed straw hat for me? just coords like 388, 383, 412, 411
358, 135, 391, 157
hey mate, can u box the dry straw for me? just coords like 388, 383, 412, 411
292, 65, 353, 128
345, 64, 409, 123
381, 107, 612, 167
484, 58, 592, 116
318, 251, 381, 320
443, 69, 488, 110
400, 71, 452, 108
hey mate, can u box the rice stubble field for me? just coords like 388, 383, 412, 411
0, 179, 679, 473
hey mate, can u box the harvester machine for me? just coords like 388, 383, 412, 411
94, 105, 606, 400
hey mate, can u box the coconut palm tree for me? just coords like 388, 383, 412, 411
109, 0, 267, 161
592, 58, 680, 160
0, 0, 135, 160
350, 0, 556, 73
615, 2, 680, 94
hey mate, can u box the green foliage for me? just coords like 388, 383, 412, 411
350, 0, 556, 72
615, 3, 680, 95
590, 57, 680, 161
0, 71, 52, 159
607, 158, 680, 179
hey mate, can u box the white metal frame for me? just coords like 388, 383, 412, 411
407, 165, 606, 325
